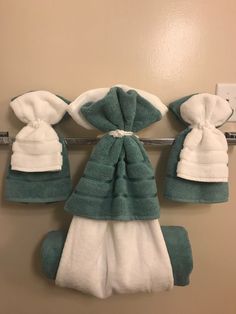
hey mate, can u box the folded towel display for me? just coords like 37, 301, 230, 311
5, 91, 73, 203
52, 85, 177, 298
40, 225, 193, 287
164, 93, 233, 203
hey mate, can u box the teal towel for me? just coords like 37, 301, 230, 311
162, 226, 193, 286
164, 95, 229, 203
41, 231, 67, 280
5, 137, 72, 203
40, 226, 193, 286
65, 87, 166, 220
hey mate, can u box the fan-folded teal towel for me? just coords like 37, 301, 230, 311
65, 85, 168, 220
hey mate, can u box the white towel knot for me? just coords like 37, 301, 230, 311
109, 129, 138, 138
29, 119, 44, 129
193, 120, 214, 130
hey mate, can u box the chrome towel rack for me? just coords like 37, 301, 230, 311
1, 132, 236, 146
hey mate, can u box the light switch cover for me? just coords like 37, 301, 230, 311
216, 83, 236, 122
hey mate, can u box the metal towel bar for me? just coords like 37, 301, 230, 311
1, 132, 236, 146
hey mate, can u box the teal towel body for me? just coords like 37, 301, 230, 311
164, 128, 228, 203
5, 138, 72, 203
161, 226, 193, 286
40, 226, 193, 286
65, 87, 163, 220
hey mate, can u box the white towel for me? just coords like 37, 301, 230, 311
56, 217, 174, 298
10, 91, 68, 172
177, 93, 233, 182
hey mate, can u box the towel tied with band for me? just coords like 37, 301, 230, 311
65, 85, 168, 220
54, 85, 175, 298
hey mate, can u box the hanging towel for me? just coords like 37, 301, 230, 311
40, 225, 193, 287
10, 91, 68, 172
164, 94, 232, 203
46, 85, 175, 297
5, 91, 73, 203
65, 84, 168, 220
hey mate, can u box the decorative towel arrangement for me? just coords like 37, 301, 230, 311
164, 93, 233, 203
53, 85, 177, 298
5, 86, 198, 298
5, 91, 73, 203
40, 225, 193, 287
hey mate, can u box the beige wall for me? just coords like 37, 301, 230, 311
1, 0, 236, 313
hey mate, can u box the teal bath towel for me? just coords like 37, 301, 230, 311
5, 137, 73, 203
40, 226, 193, 286
65, 86, 168, 220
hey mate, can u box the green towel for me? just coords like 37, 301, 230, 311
65, 86, 166, 220
164, 95, 229, 203
162, 226, 193, 286
5, 137, 73, 203
41, 230, 67, 280
40, 226, 193, 286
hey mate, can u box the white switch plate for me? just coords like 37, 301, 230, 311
216, 83, 236, 122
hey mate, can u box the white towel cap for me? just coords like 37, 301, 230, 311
177, 93, 233, 182
10, 91, 68, 172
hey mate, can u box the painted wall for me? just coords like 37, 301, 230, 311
0, 1, 236, 313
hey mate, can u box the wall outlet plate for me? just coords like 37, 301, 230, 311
216, 83, 236, 122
